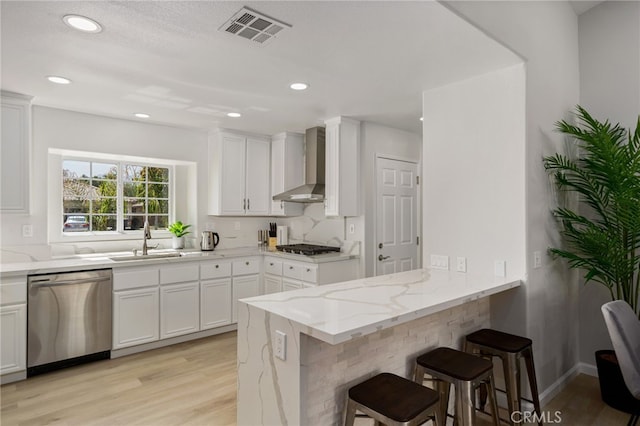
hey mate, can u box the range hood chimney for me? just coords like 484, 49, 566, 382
272, 127, 325, 203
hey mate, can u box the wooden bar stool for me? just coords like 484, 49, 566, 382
413, 347, 500, 426
344, 372, 442, 426
464, 328, 542, 426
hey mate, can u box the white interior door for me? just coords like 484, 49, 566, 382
375, 157, 419, 276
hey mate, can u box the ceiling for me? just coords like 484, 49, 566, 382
1, 1, 522, 135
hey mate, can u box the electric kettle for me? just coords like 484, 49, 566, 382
200, 231, 219, 251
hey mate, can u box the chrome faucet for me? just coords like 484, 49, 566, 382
142, 220, 152, 255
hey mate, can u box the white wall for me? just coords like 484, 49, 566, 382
0, 106, 277, 260
443, 0, 581, 396
360, 122, 422, 277
423, 65, 526, 278
577, 1, 640, 366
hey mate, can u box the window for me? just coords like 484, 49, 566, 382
62, 159, 170, 234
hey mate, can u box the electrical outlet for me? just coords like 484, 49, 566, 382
22, 224, 33, 238
456, 257, 467, 273
494, 260, 506, 277
275, 330, 287, 361
234, 221, 241, 231
430, 254, 449, 270
533, 251, 542, 269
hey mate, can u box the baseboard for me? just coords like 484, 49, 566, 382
0, 370, 26, 385
578, 362, 598, 377
538, 363, 581, 407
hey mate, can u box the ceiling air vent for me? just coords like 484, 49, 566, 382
219, 7, 291, 45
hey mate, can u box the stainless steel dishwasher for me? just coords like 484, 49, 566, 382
27, 269, 112, 376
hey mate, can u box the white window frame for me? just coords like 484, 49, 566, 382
48, 149, 177, 243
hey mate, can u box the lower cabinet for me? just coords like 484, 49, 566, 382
232, 275, 260, 323
264, 274, 282, 294
282, 278, 302, 291
0, 304, 26, 375
201, 278, 232, 330
113, 287, 160, 350
160, 282, 200, 339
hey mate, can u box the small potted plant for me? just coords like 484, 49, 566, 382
168, 221, 191, 249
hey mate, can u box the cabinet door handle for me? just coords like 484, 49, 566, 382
306, 268, 311, 272
289, 266, 293, 270
247, 198, 250, 210
215, 264, 219, 269
269, 263, 274, 266
246, 261, 250, 266
243, 198, 246, 210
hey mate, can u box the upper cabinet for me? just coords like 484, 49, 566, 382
209, 130, 270, 216
324, 117, 360, 217
270, 132, 304, 216
1, 92, 32, 214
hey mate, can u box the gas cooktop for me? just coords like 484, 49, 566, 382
275, 244, 341, 256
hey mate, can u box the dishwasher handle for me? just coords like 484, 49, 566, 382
29, 276, 111, 287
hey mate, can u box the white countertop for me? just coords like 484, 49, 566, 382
241, 268, 520, 345
0, 246, 358, 276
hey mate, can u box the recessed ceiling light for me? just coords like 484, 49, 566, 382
290, 83, 308, 91
47, 75, 72, 85
420, 117, 424, 121
134, 113, 150, 119
227, 112, 241, 118
63, 14, 102, 33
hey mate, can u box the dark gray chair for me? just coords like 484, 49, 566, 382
601, 300, 640, 426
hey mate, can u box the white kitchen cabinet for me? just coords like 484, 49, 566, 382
200, 278, 232, 330
263, 274, 282, 294
0, 304, 26, 376
270, 132, 304, 216
113, 287, 160, 349
232, 275, 260, 323
160, 282, 200, 339
208, 130, 271, 216
1, 91, 32, 214
324, 116, 360, 217
282, 278, 302, 291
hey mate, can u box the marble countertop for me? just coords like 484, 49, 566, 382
0, 246, 358, 276
241, 268, 521, 345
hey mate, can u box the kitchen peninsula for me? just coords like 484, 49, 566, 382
237, 269, 520, 425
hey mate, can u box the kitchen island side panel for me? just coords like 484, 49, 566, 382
299, 298, 490, 425
237, 303, 301, 426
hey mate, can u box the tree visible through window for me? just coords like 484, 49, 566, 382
62, 159, 170, 233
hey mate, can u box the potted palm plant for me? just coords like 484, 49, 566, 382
544, 106, 639, 413
168, 221, 191, 249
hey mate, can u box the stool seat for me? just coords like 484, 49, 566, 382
466, 328, 532, 353
349, 373, 440, 423
416, 347, 493, 381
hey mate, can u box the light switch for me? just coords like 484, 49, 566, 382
22, 224, 33, 238
494, 260, 506, 277
456, 257, 467, 273
533, 251, 542, 269
430, 255, 449, 270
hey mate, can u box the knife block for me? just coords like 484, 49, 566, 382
268, 237, 277, 248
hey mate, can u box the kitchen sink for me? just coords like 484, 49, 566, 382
109, 252, 183, 261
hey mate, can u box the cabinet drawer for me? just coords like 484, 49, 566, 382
282, 262, 303, 280
301, 265, 318, 283
0, 278, 26, 305
264, 258, 283, 276
233, 257, 260, 276
201, 261, 232, 280
160, 263, 199, 284
113, 266, 159, 291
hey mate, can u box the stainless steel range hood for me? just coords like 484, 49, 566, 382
272, 126, 325, 203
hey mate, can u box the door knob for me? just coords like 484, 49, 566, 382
378, 243, 383, 249
378, 254, 390, 261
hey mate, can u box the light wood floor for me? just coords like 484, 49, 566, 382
0, 331, 631, 425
